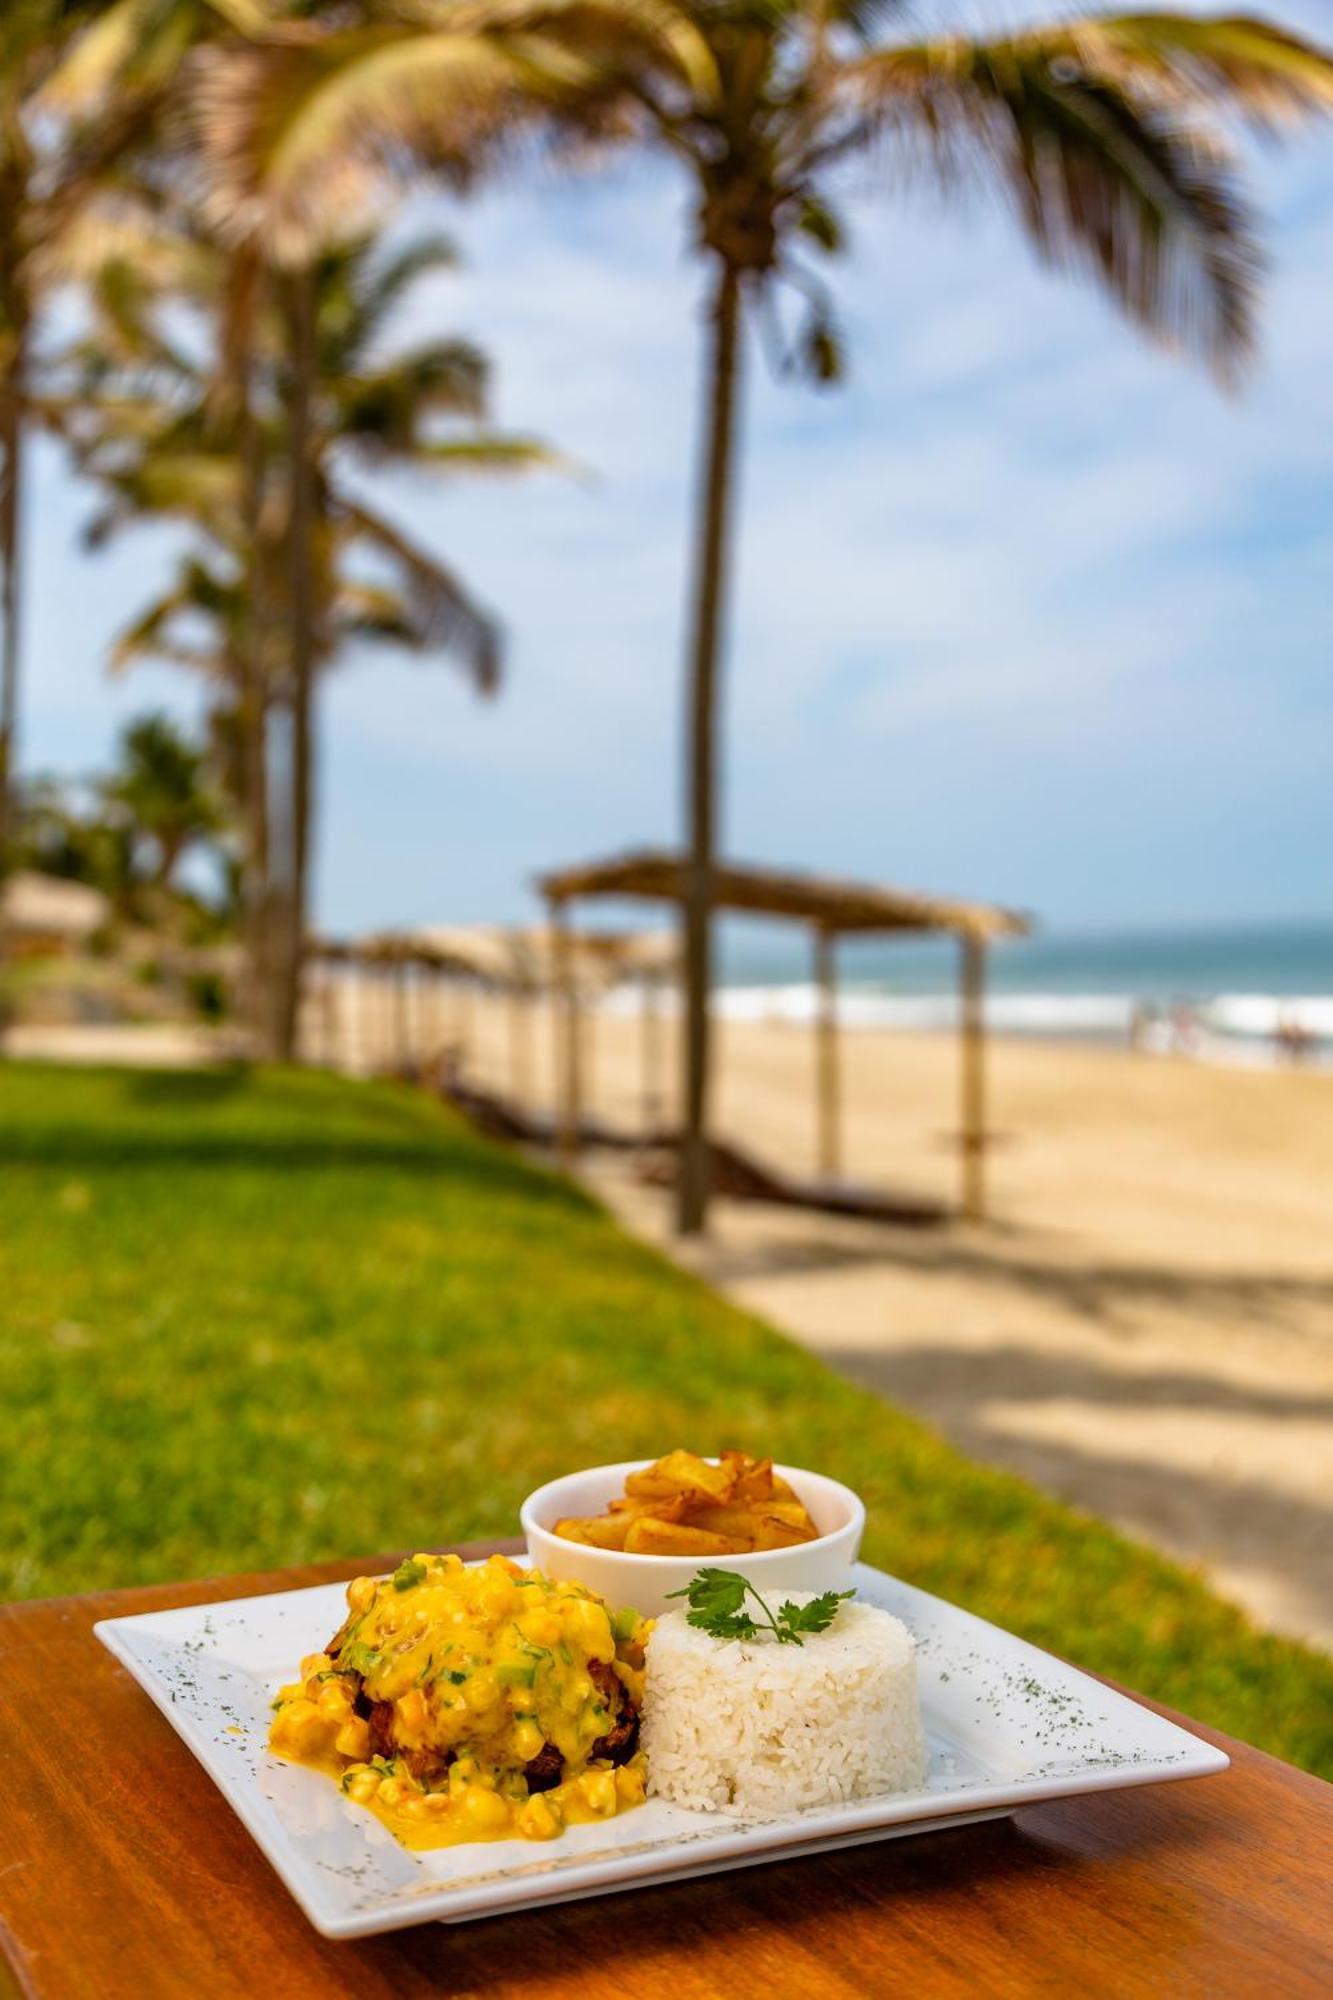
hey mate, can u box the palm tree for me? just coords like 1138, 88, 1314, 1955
14, 769, 138, 917
103, 711, 223, 890
0, 0, 271, 889
205, 3, 1333, 1226
73, 222, 551, 1055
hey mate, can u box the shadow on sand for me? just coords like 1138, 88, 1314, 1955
697, 1224, 1333, 1338
825, 1337, 1333, 1642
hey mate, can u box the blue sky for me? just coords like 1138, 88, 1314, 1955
20, 1, 1333, 938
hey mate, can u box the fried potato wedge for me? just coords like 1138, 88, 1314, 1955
552, 1450, 821, 1555
552, 1518, 591, 1544
607, 1493, 689, 1523
652, 1450, 735, 1500
723, 1451, 774, 1503
748, 1515, 818, 1550
685, 1503, 817, 1544
623, 1518, 746, 1557
555, 1512, 634, 1551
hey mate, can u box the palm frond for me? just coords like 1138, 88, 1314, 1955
336, 339, 490, 445
332, 579, 422, 648
109, 591, 192, 675
349, 230, 461, 357
83, 451, 242, 548
337, 495, 502, 695
397, 0, 719, 104
191, 27, 540, 263
1015, 14, 1333, 132
839, 24, 1308, 377
406, 435, 569, 475
43, 0, 280, 115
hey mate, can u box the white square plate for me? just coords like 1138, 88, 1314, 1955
96, 1560, 1227, 1939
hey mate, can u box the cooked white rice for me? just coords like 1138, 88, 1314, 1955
641, 1593, 926, 1818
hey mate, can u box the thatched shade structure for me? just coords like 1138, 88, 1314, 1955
402, 922, 676, 994
398, 923, 676, 1106
307, 922, 677, 1093
537, 848, 1030, 1222
2, 870, 109, 951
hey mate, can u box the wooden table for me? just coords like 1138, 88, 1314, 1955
2, 1544, 1331, 2000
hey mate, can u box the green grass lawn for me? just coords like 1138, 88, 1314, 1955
4, 1060, 1330, 1777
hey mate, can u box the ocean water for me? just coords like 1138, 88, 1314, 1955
708, 919, 1333, 1061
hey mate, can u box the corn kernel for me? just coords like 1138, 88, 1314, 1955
394, 1689, 429, 1740
568, 1599, 613, 1658
579, 1770, 617, 1817
510, 1718, 544, 1762
448, 1756, 479, 1797
615, 1764, 647, 1807
516, 1793, 560, 1841
271, 1698, 327, 1757
334, 1717, 371, 1762
463, 1787, 511, 1833
521, 1609, 562, 1648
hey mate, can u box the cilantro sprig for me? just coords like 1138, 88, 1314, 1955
666, 1568, 854, 1646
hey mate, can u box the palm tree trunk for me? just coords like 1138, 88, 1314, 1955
224, 248, 274, 1057
276, 265, 317, 1064
677, 258, 744, 1235
0, 365, 19, 848
0, 340, 23, 1046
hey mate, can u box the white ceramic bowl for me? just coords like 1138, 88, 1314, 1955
520, 1459, 865, 1617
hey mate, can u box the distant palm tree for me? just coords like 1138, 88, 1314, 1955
198, 3, 1333, 1225
74, 223, 552, 1054
104, 711, 222, 890
15, 770, 139, 916
0, 0, 269, 887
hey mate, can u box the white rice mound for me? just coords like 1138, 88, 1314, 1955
642, 1594, 926, 1818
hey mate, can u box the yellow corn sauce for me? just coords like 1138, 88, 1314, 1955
269, 1552, 648, 1849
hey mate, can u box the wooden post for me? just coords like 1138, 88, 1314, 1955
347, 959, 363, 1071
960, 931, 987, 1223
550, 898, 581, 1164
378, 964, 395, 1072
406, 960, 423, 1066
451, 977, 473, 1061
582, 986, 596, 1132
641, 973, 663, 1134
814, 926, 840, 1181
320, 959, 338, 1068
430, 968, 449, 1065
508, 985, 533, 1105
393, 960, 410, 1072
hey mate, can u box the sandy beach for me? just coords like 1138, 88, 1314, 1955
431, 993, 1333, 1653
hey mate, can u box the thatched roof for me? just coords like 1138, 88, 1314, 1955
537, 849, 1030, 940
1, 870, 109, 941
314, 922, 677, 991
